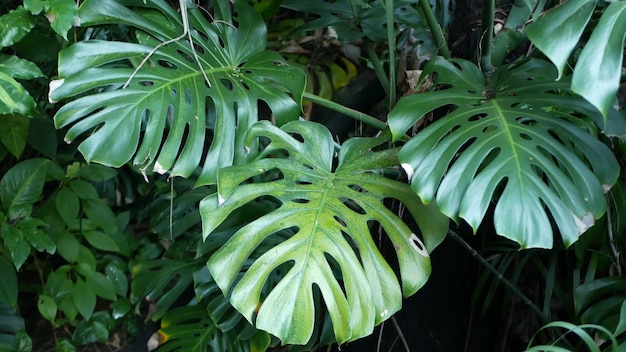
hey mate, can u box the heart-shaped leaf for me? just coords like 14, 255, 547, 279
51, 0, 305, 185
200, 120, 448, 345
388, 57, 619, 249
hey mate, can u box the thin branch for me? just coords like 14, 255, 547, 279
384, 0, 397, 108
303, 91, 387, 131
479, 0, 495, 74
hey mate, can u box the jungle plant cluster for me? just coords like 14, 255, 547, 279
0, 0, 625, 351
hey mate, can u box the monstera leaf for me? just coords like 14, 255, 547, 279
388, 57, 619, 249
200, 120, 448, 345
50, 0, 305, 185
527, 0, 626, 118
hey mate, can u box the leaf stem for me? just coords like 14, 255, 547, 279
448, 229, 550, 325
418, 0, 451, 59
365, 39, 391, 98
384, 0, 397, 108
303, 91, 387, 131
479, 0, 495, 74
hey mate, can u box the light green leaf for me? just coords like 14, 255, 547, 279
0, 54, 45, 80
0, 71, 37, 116
571, 2, 626, 118
0, 114, 29, 159
24, 0, 78, 39
37, 295, 57, 321
0, 158, 49, 219
0, 7, 36, 48
0, 256, 18, 308
73, 277, 96, 320
51, 0, 305, 185
54, 231, 79, 263
20, 218, 55, 253
388, 57, 618, 249
526, 0, 595, 79
201, 120, 448, 345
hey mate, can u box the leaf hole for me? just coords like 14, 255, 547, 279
515, 116, 537, 125
290, 133, 305, 143
468, 113, 488, 121
139, 81, 154, 86
220, 78, 233, 91
185, 89, 192, 106
291, 198, 310, 204
323, 253, 346, 295
192, 42, 205, 54
295, 180, 313, 185
176, 49, 194, 63
481, 124, 497, 133
339, 197, 366, 215
157, 60, 177, 69
334, 215, 347, 228
348, 184, 368, 193
519, 132, 532, 140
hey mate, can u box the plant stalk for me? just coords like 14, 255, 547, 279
449, 229, 550, 324
384, 0, 397, 108
479, 0, 495, 74
418, 0, 451, 59
365, 39, 391, 98
303, 92, 387, 131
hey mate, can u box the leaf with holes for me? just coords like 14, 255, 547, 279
388, 57, 619, 249
50, 0, 305, 185
200, 120, 448, 345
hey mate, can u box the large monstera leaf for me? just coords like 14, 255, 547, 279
50, 0, 305, 185
200, 120, 448, 345
388, 57, 619, 249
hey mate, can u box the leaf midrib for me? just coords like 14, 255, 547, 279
490, 99, 524, 192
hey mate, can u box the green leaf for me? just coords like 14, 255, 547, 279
24, 0, 78, 40
55, 187, 80, 227
526, 0, 595, 78
0, 54, 45, 80
131, 259, 194, 321
0, 224, 31, 270
54, 231, 79, 263
86, 272, 117, 301
158, 305, 254, 352
73, 277, 96, 320
0, 158, 49, 219
83, 230, 120, 253
51, 0, 305, 185
0, 302, 26, 350
571, 2, 626, 118
388, 57, 619, 249
27, 117, 57, 159
0, 7, 36, 48
77, 164, 117, 182
0, 114, 29, 159
105, 264, 128, 297
82, 199, 118, 233
0, 257, 18, 308
68, 179, 98, 200
37, 295, 57, 321
201, 120, 448, 345
0, 71, 37, 116
20, 219, 55, 253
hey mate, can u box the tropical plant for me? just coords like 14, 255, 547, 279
1, 0, 625, 350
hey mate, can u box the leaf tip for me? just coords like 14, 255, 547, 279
401, 163, 414, 180
153, 162, 167, 175
218, 193, 225, 206
573, 212, 594, 235
602, 184, 612, 193
48, 79, 65, 103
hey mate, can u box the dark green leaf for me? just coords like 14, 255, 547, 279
27, 117, 57, 159
68, 179, 98, 200
131, 260, 194, 320
0, 72, 37, 116
526, 0, 595, 78
55, 187, 79, 227
54, 231, 79, 263
0, 114, 29, 159
0, 257, 18, 308
20, 221, 55, 253
571, 2, 626, 118
73, 277, 96, 320
72, 313, 112, 345
201, 120, 448, 345
105, 264, 128, 296
51, 0, 305, 185
110, 298, 131, 319
82, 199, 118, 233
37, 295, 57, 321
0, 7, 36, 48
86, 272, 117, 301
389, 57, 618, 249
77, 164, 117, 182
0, 224, 31, 270
0, 158, 49, 219
83, 230, 120, 253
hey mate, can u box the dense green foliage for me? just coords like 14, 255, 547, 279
0, 0, 625, 351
